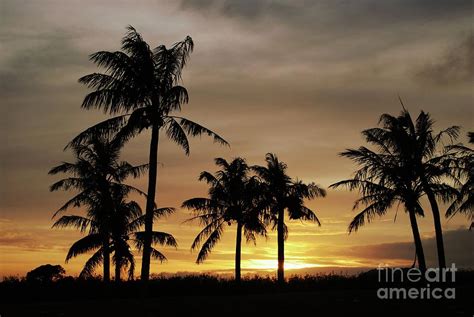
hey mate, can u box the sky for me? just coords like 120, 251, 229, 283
0, 0, 473, 277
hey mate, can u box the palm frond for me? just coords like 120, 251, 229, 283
65, 234, 103, 262
164, 117, 190, 155
51, 191, 92, 218
169, 116, 229, 147
66, 115, 129, 149
79, 248, 104, 278
52, 215, 95, 233
194, 220, 225, 264
150, 248, 167, 263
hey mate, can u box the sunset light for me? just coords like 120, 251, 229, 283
245, 259, 323, 271
1, 0, 472, 315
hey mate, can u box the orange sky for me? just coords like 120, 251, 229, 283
1, 0, 473, 277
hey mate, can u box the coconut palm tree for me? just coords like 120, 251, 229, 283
446, 132, 474, 229
183, 157, 266, 282
49, 135, 147, 281
69, 26, 228, 281
252, 153, 326, 283
330, 146, 428, 271
51, 135, 177, 281
53, 191, 139, 280
364, 107, 459, 268
53, 191, 177, 281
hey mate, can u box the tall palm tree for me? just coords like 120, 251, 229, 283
49, 135, 147, 281
69, 26, 228, 281
182, 157, 266, 282
446, 132, 474, 229
252, 153, 326, 283
330, 146, 428, 271
365, 108, 459, 268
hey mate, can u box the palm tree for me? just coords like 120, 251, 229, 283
53, 190, 177, 281
252, 153, 326, 283
446, 132, 474, 229
49, 135, 147, 281
53, 191, 138, 280
182, 158, 266, 282
365, 108, 459, 268
69, 26, 228, 281
330, 146, 428, 271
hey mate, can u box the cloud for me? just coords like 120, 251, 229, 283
415, 34, 474, 85
0, 32, 87, 99
0, 220, 79, 252
180, 0, 471, 31
179, 0, 472, 79
180, 0, 292, 20
332, 229, 474, 268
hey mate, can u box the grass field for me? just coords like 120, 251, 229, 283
1, 272, 472, 316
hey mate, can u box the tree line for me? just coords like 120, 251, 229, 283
50, 26, 473, 284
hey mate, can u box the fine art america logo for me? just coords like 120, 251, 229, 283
377, 264, 457, 300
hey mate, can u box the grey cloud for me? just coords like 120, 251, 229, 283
415, 34, 474, 85
181, 0, 471, 99
180, 0, 471, 29
180, 0, 292, 19
0, 32, 87, 98
336, 229, 474, 268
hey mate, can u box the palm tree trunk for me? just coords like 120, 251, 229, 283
277, 208, 285, 284
407, 208, 426, 272
235, 221, 243, 283
141, 123, 160, 282
115, 257, 121, 283
421, 178, 446, 268
103, 239, 110, 282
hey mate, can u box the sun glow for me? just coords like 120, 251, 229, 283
245, 259, 324, 271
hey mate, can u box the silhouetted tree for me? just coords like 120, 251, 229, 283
70, 26, 228, 281
50, 135, 146, 281
330, 144, 428, 271
253, 153, 326, 283
329, 108, 459, 271
26, 264, 65, 283
53, 193, 136, 280
104, 193, 177, 282
362, 107, 459, 268
183, 158, 266, 282
446, 132, 474, 229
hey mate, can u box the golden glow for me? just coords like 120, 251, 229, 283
1, 1, 473, 278
245, 259, 324, 271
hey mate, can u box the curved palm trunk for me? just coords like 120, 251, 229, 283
141, 124, 160, 282
421, 178, 446, 268
407, 208, 426, 272
277, 208, 285, 284
103, 239, 110, 282
235, 222, 243, 283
